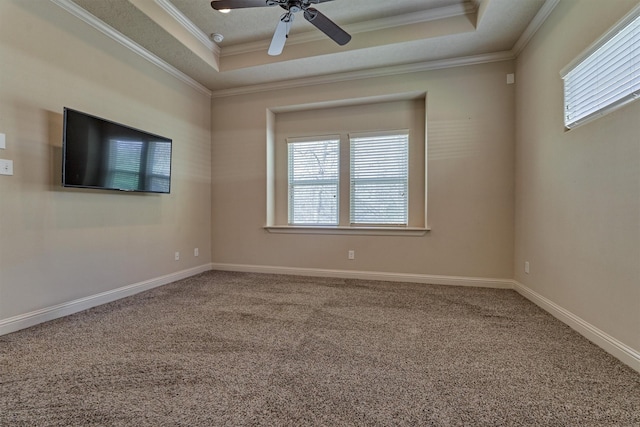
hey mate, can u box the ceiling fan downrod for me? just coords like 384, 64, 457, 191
211, 0, 351, 55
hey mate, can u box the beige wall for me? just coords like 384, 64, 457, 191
1, 0, 635, 371
211, 61, 516, 279
515, 0, 640, 352
0, 1, 211, 320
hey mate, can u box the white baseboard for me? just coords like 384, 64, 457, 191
213, 263, 638, 373
513, 280, 640, 373
0, 263, 213, 336
210, 262, 513, 289
3, 262, 637, 374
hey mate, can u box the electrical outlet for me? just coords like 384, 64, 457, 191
348, 250, 355, 260
194, 248, 199, 257
175, 251, 180, 261
0, 159, 13, 176
524, 261, 530, 274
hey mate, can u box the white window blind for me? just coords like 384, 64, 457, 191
562, 10, 640, 129
350, 132, 408, 225
288, 138, 339, 225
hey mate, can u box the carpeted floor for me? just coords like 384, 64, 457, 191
1, 270, 638, 426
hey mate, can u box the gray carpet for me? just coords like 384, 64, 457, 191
1, 271, 638, 426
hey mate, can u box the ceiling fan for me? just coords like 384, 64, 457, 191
210, 0, 352, 56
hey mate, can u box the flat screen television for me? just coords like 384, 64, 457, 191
62, 107, 172, 194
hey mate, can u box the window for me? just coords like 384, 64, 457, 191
286, 131, 411, 228
268, 96, 427, 235
350, 132, 409, 225
288, 137, 339, 225
561, 8, 640, 129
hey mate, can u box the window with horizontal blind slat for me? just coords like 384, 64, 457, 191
288, 138, 339, 225
350, 133, 408, 225
563, 12, 640, 128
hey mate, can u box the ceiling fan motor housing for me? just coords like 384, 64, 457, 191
211, 0, 350, 55
280, 1, 307, 12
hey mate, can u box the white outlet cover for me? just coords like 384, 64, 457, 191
0, 159, 13, 175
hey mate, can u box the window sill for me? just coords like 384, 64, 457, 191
264, 225, 430, 236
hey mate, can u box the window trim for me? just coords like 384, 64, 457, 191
560, 5, 640, 130
276, 128, 428, 235
264, 225, 429, 236
265, 93, 429, 233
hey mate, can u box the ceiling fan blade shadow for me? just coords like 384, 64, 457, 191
303, 8, 351, 46
210, 0, 275, 10
268, 14, 292, 56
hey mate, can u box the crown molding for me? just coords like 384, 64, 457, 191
154, 0, 221, 57
512, 0, 560, 56
51, 0, 559, 100
50, 0, 212, 97
214, 0, 560, 97
223, 3, 478, 57
351, 2, 477, 33
211, 51, 514, 98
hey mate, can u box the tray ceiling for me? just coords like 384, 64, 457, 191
58, 0, 553, 95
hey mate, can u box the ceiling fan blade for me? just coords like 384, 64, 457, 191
268, 14, 292, 56
210, 0, 277, 10
303, 8, 351, 46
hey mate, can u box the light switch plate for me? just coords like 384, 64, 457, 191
0, 133, 5, 149
0, 159, 13, 175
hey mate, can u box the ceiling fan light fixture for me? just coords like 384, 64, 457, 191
219, 8, 231, 13
210, 0, 350, 56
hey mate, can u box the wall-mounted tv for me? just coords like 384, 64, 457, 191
62, 107, 172, 194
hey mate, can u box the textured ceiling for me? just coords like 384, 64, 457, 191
175, 0, 471, 46
65, 0, 549, 95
